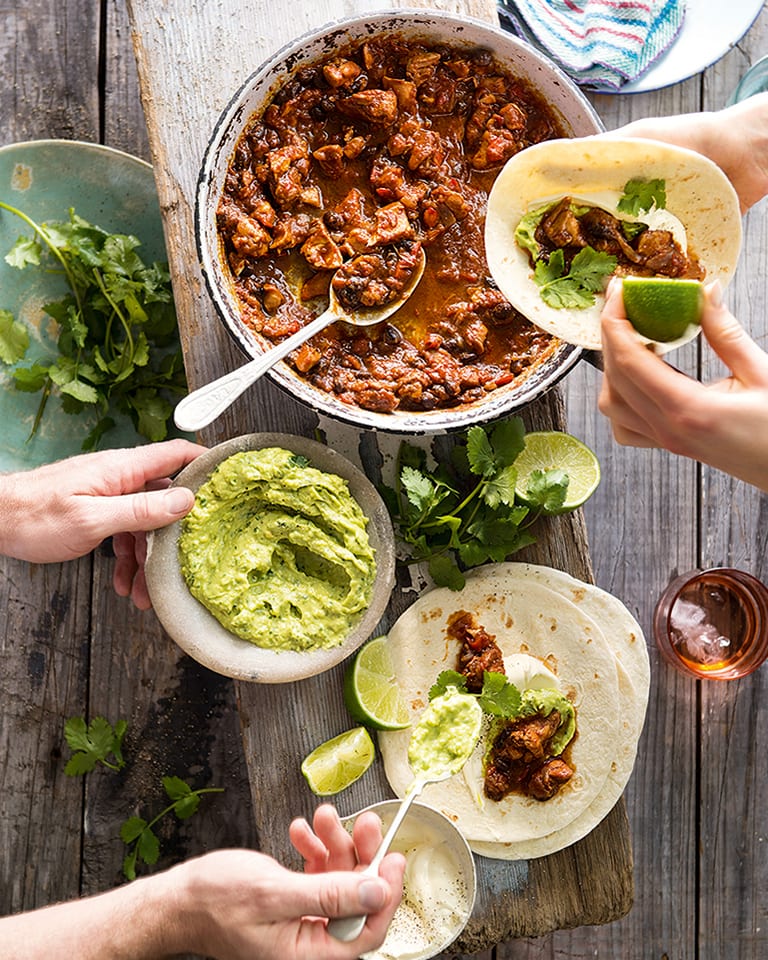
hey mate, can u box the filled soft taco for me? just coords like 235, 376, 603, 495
378, 562, 649, 860
484, 136, 742, 351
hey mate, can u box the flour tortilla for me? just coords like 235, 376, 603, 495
469, 562, 650, 705
378, 576, 621, 844
484, 135, 742, 352
470, 657, 641, 860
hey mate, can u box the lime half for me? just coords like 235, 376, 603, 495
622, 276, 704, 342
515, 431, 600, 513
301, 727, 375, 796
343, 636, 411, 731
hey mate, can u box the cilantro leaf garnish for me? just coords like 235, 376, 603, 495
535, 247, 617, 310
522, 467, 569, 514
428, 670, 521, 718
428, 670, 469, 700
381, 419, 582, 589
617, 177, 666, 216
477, 671, 522, 718
60, 715, 223, 882
0, 201, 187, 448
427, 554, 466, 591
63, 716, 127, 775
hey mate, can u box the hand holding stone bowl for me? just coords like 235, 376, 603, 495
144, 433, 395, 683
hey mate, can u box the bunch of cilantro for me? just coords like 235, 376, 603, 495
0, 201, 187, 449
381, 418, 570, 591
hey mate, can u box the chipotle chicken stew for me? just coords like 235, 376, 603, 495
449, 610, 575, 803
217, 35, 567, 414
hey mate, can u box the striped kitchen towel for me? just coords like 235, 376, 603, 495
497, 0, 686, 90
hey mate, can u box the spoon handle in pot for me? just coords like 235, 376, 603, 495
172, 307, 335, 433
326, 779, 426, 944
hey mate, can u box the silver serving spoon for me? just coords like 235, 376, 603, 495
327, 687, 483, 943
173, 249, 425, 434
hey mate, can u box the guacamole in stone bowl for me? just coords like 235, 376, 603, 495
145, 433, 395, 682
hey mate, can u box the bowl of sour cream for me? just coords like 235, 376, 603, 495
343, 799, 477, 960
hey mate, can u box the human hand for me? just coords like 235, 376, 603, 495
0, 811, 404, 960
170, 807, 404, 960
0, 438, 206, 608
605, 92, 768, 213
598, 278, 768, 493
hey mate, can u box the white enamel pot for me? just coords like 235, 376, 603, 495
196, 10, 603, 435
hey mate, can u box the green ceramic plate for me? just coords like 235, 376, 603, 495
0, 139, 173, 472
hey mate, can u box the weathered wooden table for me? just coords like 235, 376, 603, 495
2, 1, 768, 957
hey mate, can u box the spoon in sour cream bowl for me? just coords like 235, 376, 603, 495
327, 685, 482, 943
173, 244, 425, 434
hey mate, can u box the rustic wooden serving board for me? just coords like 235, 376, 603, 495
126, 0, 633, 948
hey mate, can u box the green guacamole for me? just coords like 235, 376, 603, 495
179, 447, 376, 652
408, 687, 483, 778
518, 688, 576, 755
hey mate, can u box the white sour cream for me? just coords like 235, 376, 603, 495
502, 652, 560, 693
362, 819, 470, 960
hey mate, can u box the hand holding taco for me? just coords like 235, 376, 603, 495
485, 136, 742, 352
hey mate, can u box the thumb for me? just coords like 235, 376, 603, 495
602, 275, 627, 321
86, 485, 195, 538
600, 276, 633, 345
270, 870, 392, 922
701, 281, 768, 386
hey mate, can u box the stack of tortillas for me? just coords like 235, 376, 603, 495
378, 562, 649, 860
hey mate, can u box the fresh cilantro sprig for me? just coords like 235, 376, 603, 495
617, 177, 666, 216
62, 717, 223, 881
534, 246, 617, 309
121, 776, 224, 881
63, 716, 127, 775
381, 419, 574, 590
428, 669, 522, 718
0, 202, 187, 449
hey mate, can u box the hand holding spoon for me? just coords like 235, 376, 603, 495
327, 685, 482, 943
173, 247, 425, 434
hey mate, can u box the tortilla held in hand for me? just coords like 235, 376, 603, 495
378, 563, 649, 860
484, 136, 742, 352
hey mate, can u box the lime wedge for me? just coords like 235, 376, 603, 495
301, 727, 375, 796
622, 276, 704, 342
343, 636, 411, 731
515, 431, 600, 513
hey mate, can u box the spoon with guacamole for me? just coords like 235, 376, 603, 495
327, 685, 482, 943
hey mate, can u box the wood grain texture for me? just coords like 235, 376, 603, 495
0, 0, 255, 933
697, 14, 768, 958
0, 0, 100, 917
526, 11, 768, 960
5, 0, 768, 957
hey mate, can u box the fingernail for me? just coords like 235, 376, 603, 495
164, 486, 193, 515
358, 879, 387, 911
706, 279, 723, 308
